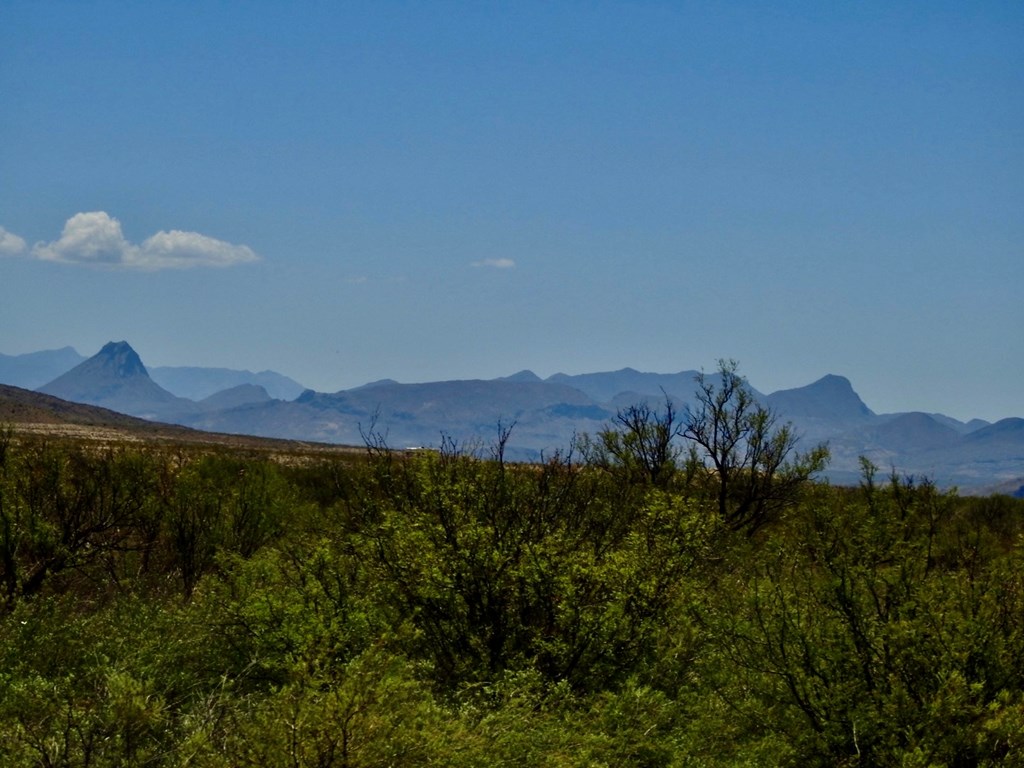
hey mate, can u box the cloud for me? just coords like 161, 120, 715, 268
29, 211, 259, 270
135, 229, 258, 269
32, 212, 131, 265
471, 258, 516, 269
0, 226, 27, 256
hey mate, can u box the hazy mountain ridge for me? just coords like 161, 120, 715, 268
0, 347, 87, 390
150, 366, 305, 401
198, 383, 273, 411
6, 341, 1022, 490
766, 375, 875, 424
545, 367, 714, 403
38, 342, 198, 422
0, 346, 304, 402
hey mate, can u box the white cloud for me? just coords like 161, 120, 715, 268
30, 211, 259, 270
136, 229, 258, 269
0, 226, 27, 256
32, 211, 131, 265
471, 258, 516, 269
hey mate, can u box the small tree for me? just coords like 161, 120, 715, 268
585, 394, 683, 487
684, 360, 828, 533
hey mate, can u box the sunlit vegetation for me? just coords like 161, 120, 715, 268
1, 402, 1022, 765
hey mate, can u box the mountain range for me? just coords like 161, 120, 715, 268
0, 346, 306, 401
3, 341, 1022, 493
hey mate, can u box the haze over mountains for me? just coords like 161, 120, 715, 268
3, 341, 1022, 492
38, 342, 197, 423
0, 345, 306, 401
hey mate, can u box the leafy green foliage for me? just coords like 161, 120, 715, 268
683, 360, 830, 533
582, 396, 684, 488
352, 446, 715, 693
0, 428, 1021, 765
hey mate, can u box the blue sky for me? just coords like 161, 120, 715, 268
1, 1, 1021, 421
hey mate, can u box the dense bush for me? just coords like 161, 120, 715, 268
0, 428, 1022, 766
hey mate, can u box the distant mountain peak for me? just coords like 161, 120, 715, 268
37, 341, 192, 421
815, 373, 852, 386
767, 374, 874, 422
802, 374, 858, 394
199, 383, 272, 410
500, 370, 542, 383
96, 340, 149, 378
351, 378, 400, 391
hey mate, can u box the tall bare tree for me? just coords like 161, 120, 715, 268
684, 360, 829, 533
